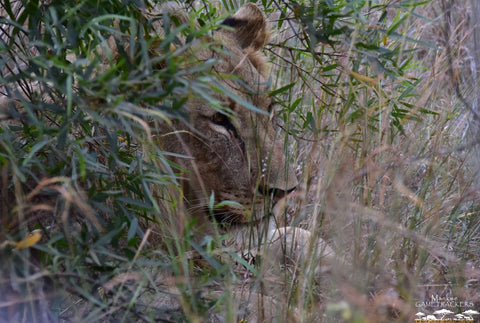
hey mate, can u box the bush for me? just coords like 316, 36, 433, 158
0, 0, 228, 320
1, 0, 479, 321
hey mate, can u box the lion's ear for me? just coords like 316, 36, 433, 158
222, 3, 269, 50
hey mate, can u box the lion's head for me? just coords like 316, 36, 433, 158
159, 4, 298, 230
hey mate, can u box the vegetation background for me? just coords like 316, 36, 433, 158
0, 0, 479, 322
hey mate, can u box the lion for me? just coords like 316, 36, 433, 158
157, 3, 297, 231
155, 3, 334, 274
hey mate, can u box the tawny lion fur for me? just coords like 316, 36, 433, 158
153, 3, 334, 272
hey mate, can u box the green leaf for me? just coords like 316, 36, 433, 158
269, 82, 296, 97
212, 80, 268, 115
127, 217, 138, 242
22, 139, 50, 167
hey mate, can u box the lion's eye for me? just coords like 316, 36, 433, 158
209, 113, 244, 151
211, 113, 231, 127
209, 113, 236, 138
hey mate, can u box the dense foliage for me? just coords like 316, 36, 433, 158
1, 0, 479, 321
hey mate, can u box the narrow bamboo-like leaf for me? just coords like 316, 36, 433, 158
213, 81, 268, 115
127, 217, 138, 242
229, 251, 258, 275
3, 0, 15, 19
214, 200, 243, 209
346, 69, 378, 85
22, 139, 50, 167
419, 108, 439, 116
387, 11, 407, 36
15, 231, 42, 250
269, 82, 295, 97
66, 73, 73, 116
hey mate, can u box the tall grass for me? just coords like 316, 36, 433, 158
1, 0, 479, 322
266, 0, 480, 321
